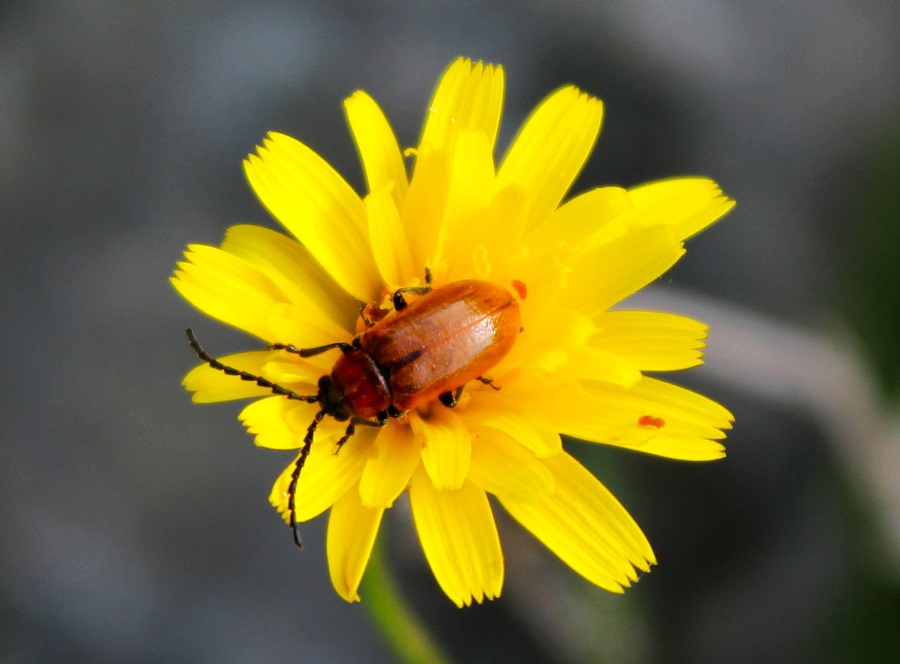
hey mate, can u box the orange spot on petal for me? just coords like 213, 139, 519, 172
638, 415, 665, 429
511, 279, 527, 300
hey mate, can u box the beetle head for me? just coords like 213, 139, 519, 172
315, 374, 352, 422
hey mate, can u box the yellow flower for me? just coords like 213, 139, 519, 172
172, 58, 734, 607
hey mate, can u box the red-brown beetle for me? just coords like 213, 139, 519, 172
187, 273, 522, 545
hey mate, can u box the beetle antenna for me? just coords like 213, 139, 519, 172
288, 409, 327, 548
186, 329, 319, 403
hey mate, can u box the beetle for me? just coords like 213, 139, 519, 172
186, 273, 522, 546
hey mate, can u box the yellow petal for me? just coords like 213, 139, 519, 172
183, 350, 274, 403
344, 90, 409, 208
497, 86, 603, 232
327, 485, 384, 602
408, 467, 503, 607
468, 428, 555, 502
365, 186, 415, 287
500, 308, 594, 376
592, 311, 708, 371
265, 302, 353, 356
461, 393, 562, 458
412, 407, 471, 490
239, 396, 318, 450
418, 58, 504, 158
244, 132, 381, 302
626, 177, 735, 240
171, 244, 283, 340
221, 224, 357, 333
358, 423, 422, 508
457, 184, 529, 282
524, 186, 632, 256
260, 358, 326, 385
499, 452, 654, 592
564, 346, 642, 387
559, 225, 685, 317
437, 130, 497, 281
401, 147, 450, 274
544, 380, 731, 461
269, 426, 375, 522
500, 307, 635, 390
589, 374, 733, 430
502, 246, 563, 325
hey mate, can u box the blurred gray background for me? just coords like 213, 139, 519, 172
3, 1, 899, 662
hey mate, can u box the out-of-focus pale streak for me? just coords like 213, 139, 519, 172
631, 288, 900, 577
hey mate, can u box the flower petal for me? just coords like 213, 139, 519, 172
269, 426, 375, 522
221, 224, 357, 333
412, 407, 471, 490
184, 351, 274, 403
592, 311, 708, 371
461, 393, 562, 458
265, 303, 353, 360
408, 467, 503, 607
497, 306, 637, 387
559, 225, 685, 317
497, 86, 603, 232
244, 132, 381, 302
626, 177, 735, 240
239, 396, 318, 450
499, 308, 594, 377
564, 346, 642, 387
500, 452, 654, 592
365, 187, 416, 287
171, 244, 283, 340
524, 186, 632, 256
468, 428, 555, 502
418, 58, 504, 158
404, 58, 504, 276
401, 147, 450, 273
437, 130, 497, 281
358, 423, 422, 508
544, 379, 731, 461
500, 308, 638, 390
461, 184, 529, 282
503, 248, 563, 324
344, 90, 409, 208
327, 485, 384, 602
260, 357, 327, 385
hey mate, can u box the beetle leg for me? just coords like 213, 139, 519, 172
187, 329, 319, 404
334, 423, 356, 453
439, 378, 499, 408
392, 285, 431, 311
269, 340, 355, 357
439, 386, 465, 408
392, 269, 434, 311
357, 301, 376, 328
333, 412, 389, 455
476, 376, 502, 391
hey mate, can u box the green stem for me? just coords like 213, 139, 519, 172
361, 535, 452, 664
